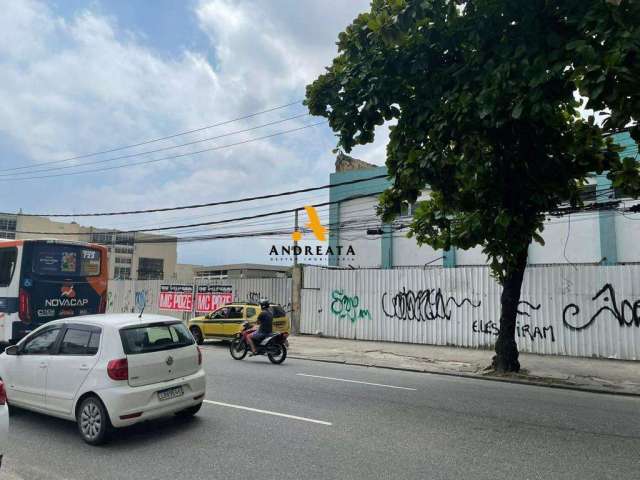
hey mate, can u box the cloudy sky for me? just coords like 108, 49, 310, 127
0, 0, 389, 265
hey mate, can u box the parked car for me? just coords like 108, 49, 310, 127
0, 314, 206, 445
188, 303, 290, 344
0, 379, 7, 468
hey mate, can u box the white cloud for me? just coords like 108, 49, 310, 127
0, 0, 377, 264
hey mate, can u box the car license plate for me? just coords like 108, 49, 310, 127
158, 386, 184, 401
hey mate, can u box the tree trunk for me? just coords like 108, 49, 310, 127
491, 250, 528, 373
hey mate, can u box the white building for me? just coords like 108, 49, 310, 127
328, 131, 639, 268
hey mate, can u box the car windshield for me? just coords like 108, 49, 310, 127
119, 322, 194, 355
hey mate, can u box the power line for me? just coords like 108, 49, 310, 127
0, 121, 328, 183
13, 191, 388, 236
3, 100, 304, 172
6, 174, 386, 218
0, 113, 310, 179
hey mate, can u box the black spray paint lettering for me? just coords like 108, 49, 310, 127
381, 287, 481, 321
516, 300, 541, 317
247, 291, 262, 303
472, 320, 555, 342
563, 283, 640, 331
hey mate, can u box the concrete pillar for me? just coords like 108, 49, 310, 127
596, 173, 618, 264
290, 264, 303, 334
443, 247, 456, 267
381, 223, 393, 268
328, 202, 340, 267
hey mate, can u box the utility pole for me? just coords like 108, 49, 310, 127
293, 209, 299, 266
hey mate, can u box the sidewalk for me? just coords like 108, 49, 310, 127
289, 335, 640, 396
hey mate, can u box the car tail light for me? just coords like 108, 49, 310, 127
98, 293, 107, 314
107, 358, 128, 381
18, 288, 31, 323
0, 381, 6, 405
197, 346, 202, 365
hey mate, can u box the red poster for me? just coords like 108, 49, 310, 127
195, 285, 233, 313
159, 284, 194, 312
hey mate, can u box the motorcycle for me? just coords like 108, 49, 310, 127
229, 321, 289, 364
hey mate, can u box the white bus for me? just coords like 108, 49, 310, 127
0, 239, 108, 347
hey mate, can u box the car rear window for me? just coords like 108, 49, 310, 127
270, 305, 286, 317
120, 322, 194, 355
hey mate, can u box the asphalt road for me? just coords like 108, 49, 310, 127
2, 341, 639, 480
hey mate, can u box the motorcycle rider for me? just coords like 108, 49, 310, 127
247, 299, 273, 355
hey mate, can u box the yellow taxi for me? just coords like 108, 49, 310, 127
187, 303, 290, 344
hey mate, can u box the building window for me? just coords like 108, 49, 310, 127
114, 246, 134, 254
115, 256, 132, 265
579, 184, 597, 203
115, 232, 135, 245
399, 201, 426, 218
138, 257, 163, 280
0, 216, 17, 240
114, 267, 131, 279
91, 232, 113, 245
195, 270, 228, 278
0, 217, 17, 232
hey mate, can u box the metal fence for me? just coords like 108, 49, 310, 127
107, 277, 292, 321
300, 265, 640, 360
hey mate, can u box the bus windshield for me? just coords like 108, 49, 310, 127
32, 244, 102, 277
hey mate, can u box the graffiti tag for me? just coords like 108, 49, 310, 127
517, 301, 541, 317
247, 291, 262, 303
331, 289, 371, 323
473, 320, 555, 342
381, 287, 481, 321
563, 283, 640, 331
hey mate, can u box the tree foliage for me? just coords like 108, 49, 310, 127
306, 0, 640, 283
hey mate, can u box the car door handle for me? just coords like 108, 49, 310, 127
39, 362, 47, 369
79, 365, 90, 371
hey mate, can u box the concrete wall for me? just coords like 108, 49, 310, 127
393, 233, 442, 267
338, 196, 381, 267
16, 216, 84, 241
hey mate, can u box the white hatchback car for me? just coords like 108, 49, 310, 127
0, 314, 206, 445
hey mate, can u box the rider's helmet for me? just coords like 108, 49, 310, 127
259, 299, 270, 309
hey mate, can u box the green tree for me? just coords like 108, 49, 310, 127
306, 0, 640, 372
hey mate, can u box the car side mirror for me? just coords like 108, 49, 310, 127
5, 345, 19, 356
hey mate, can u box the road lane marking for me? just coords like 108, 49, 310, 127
296, 373, 417, 391
202, 399, 332, 426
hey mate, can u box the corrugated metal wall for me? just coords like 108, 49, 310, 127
192, 277, 292, 311
107, 278, 292, 321
300, 265, 640, 360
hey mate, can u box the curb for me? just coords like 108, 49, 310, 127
288, 355, 640, 398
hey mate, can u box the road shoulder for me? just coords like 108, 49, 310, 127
289, 335, 640, 397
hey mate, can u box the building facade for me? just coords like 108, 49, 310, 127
0, 214, 177, 280
329, 131, 639, 268
185, 263, 291, 279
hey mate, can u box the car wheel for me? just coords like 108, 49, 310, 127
77, 396, 112, 446
175, 402, 202, 418
190, 326, 204, 345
